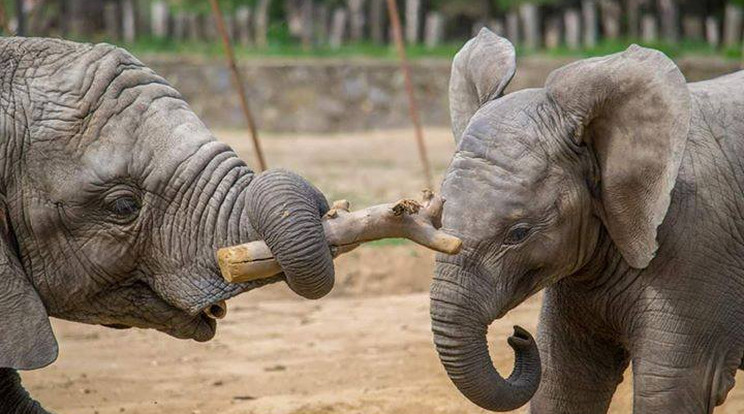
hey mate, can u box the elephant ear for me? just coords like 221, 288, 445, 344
0, 198, 58, 370
546, 45, 691, 269
449, 28, 516, 142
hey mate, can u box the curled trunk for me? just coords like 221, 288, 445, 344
245, 169, 335, 299
430, 262, 541, 411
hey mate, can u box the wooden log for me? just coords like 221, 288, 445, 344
218, 191, 462, 283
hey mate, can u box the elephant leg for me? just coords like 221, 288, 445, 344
0, 369, 50, 414
631, 331, 740, 413
530, 286, 629, 414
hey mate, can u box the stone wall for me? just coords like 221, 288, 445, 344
142, 55, 742, 133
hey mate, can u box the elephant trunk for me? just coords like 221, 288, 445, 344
0, 369, 49, 414
244, 169, 335, 299
430, 261, 541, 411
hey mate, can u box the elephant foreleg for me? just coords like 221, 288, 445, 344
631, 328, 741, 413
0, 369, 50, 414
530, 286, 629, 414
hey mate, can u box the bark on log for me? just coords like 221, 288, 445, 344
219, 191, 462, 283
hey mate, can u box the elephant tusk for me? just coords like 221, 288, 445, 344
217, 190, 462, 283
204, 300, 228, 320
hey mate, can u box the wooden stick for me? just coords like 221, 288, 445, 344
385, 0, 433, 189
209, 0, 267, 172
218, 190, 461, 283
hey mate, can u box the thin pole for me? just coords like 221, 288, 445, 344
209, 0, 267, 171
385, 0, 432, 189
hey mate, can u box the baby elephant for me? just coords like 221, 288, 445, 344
0, 38, 335, 412
432, 29, 744, 413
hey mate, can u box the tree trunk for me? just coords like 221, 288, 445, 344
67, 0, 103, 38
582, 0, 598, 48
520, 3, 540, 49
641, 14, 658, 42
706, 16, 720, 48
315, 5, 329, 45
506, 11, 520, 45
600, 0, 621, 40
172, 11, 187, 42
682, 15, 704, 41
330, 8, 348, 49
545, 15, 562, 49
626, 0, 640, 38
348, 0, 365, 42
255, 0, 271, 48
369, 0, 385, 44
122, 0, 136, 42
564, 8, 581, 50
657, 0, 678, 43
724, 3, 743, 48
424, 11, 443, 49
405, 0, 420, 44
150, 0, 168, 38
103, 2, 121, 40
235, 6, 253, 46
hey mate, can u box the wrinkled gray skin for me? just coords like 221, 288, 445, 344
0, 38, 336, 413
432, 28, 744, 413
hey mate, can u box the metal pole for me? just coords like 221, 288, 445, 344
385, 0, 432, 189
209, 0, 267, 171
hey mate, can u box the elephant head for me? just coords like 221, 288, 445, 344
0, 38, 335, 372
431, 29, 691, 411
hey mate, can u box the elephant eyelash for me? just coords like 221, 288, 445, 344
103, 187, 142, 224
503, 223, 534, 245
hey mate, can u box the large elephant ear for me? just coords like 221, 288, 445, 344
0, 199, 58, 370
449, 28, 516, 142
546, 45, 691, 269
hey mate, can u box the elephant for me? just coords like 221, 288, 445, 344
0, 38, 336, 413
431, 28, 744, 413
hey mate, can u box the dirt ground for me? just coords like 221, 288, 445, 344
23, 128, 744, 413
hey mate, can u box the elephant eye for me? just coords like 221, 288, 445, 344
504, 224, 532, 245
108, 196, 140, 221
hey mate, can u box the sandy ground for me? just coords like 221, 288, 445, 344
23, 129, 744, 413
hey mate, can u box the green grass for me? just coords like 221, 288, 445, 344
367, 238, 411, 248
118, 35, 743, 61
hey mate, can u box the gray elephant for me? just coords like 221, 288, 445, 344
0, 38, 336, 413
431, 28, 744, 413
